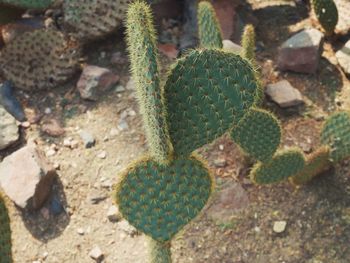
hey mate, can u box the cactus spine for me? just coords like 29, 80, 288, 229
312, 0, 338, 34
0, 194, 12, 263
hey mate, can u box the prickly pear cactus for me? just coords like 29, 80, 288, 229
231, 108, 281, 162
197, 1, 223, 49
0, 194, 12, 263
290, 146, 331, 185
241, 24, 256, 65
0, 29, 81, 91
0, 0, 53, 9
320, 111, 350, 162
63, 0, 133, 41
312, 0, 338, 34
250, 148, 305, 184
164, 49, 260, 157
149, 239, 172, 263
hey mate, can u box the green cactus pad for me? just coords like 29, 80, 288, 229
290, 146, 331, 185
115, 156, 213, 242
149, 239, 171, 263
0, 0, 53, 9
250, 148, 305, 184
231, 108, 281, 162
197, 1, 223, 49
312, 0, 338, 34
164, 49, 259, 157
126, 1, 172, 163
0, 194, 12, 263
320, 111, 350, 162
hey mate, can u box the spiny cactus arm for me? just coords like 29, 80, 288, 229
231, 108, 281, 162
164, 49, 260, 157
250, 148, 306, 184
320, 111, 350, 163
312, 0, 338, 34
0, 0, 54, 9
241, 24, 256, 65
197, 1, 223, 49
149, 239, 171, 263
290, 146, 331, 185
0, 193, 12, 263
126, 1, 172, 164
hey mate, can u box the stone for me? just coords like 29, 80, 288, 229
265, 80, 304, 108
278, 29, 324, 74
336, 40, 350, 75
273, 221, 287, 233
41, 118, 65, 137
97, 151, 107, 159
0, 81, 26, 121
222, 39, 242, 54
207, 181, 249, 222
89, 246, 103, 261
107, 205, 121, 222
0, 144, 56, 210
158, 43, 178, 59
77, 65, 119, 100
77, 228, 85, 235
0, 105, 19, 150
118, 220, 138, 236
115, 85, 125, 93
117, 118, 129, 131
79, 130, 95, 148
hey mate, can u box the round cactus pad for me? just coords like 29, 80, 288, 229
115, 156, 213, 242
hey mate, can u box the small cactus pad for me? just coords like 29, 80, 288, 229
290, 146, 331, 185
164, 49, 259, 156
320, 111, 350, 162
312, 0, 338, 34
250, 148, 305, 184
0, 194, 12, 263
63, 0, 132, 41
197, 1, 223, 49
0, 29, 80, 91
115, 156, 213, 242
0, 0, 53, 9
241, 24, 256, 65
231, 108, 281, 162
149, 239, 171, 263
126, 1, 171, 163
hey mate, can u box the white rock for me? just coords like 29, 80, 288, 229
107, 205, 121, 222
89, 246, 103, 260
273, 221, 287, 233
0, 106, 19, 150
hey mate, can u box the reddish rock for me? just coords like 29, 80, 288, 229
278, 28, 324, 74
0, 144, 56, 210
77, 65, 119, 100
41, 118, 65, 137
158, 43, 178, 59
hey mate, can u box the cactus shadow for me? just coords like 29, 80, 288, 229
20, 175, 70, 242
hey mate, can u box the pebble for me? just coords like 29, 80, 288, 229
273, 221, 287, 233
117, 119, 129, 131
79, 130, 95, 148
97, 151, 107, 159
115, 85, 125, 93
89, 246, 103, 260
77, 228, 85, 235
107, 205, 121, 222
44, 107, 52, 114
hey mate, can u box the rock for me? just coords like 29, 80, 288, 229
117, 118, 129, 131
115, 85, 125, 93
77, 228, 85, 235
41, 118, 65, 137
336, 40, 350, 75
158, 43, 179, 59
79, 130, 95, 148
107, 205, 121, 222
89, 246, 103, 261
0, 81, 26, 121
0, 106, 19, 150
265, 80, 304, 108
97, 151, 107, 159
77, 65, 119, 100
207, 181, 249, 222
222, 39, 242, 54
278, 28, 324, 74
0, 144, 56, 210
273, 221, 287, 233
213, 158, 227, 168
118, 220, 138, 236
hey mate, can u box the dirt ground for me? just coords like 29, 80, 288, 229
1, 0, 350, 262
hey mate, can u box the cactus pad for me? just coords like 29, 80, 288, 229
0, 194, 12, 263
164, 49, 259, 156
231, 108, 281, 162
149, 239, 172, 263
320, 111, 350, 162
250, 148, 305, 184
0, 0, 53, 9
241, 24, 256, 65
0, 29, 80, 91
312, 0, 338, 34
197, 1, 223, 49
63, 0, 132, 41
115, 156, 213, 242
290, 146, 331, 185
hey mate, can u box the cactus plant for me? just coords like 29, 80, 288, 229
0, 194, 12, 263
231, 108, 281, 162
241, 24, 256, 66
0, 0, 53, 9
197, 1, 223, 49
312, 0, 338, 34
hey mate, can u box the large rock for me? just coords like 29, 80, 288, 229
77, 65, 119, 100
222, 39, 242, 54
278, 29, 324, 74
265, 80, 304, 108
336, 40, 350, 75
0, 144, 56, 210
0, 105, 19, 150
